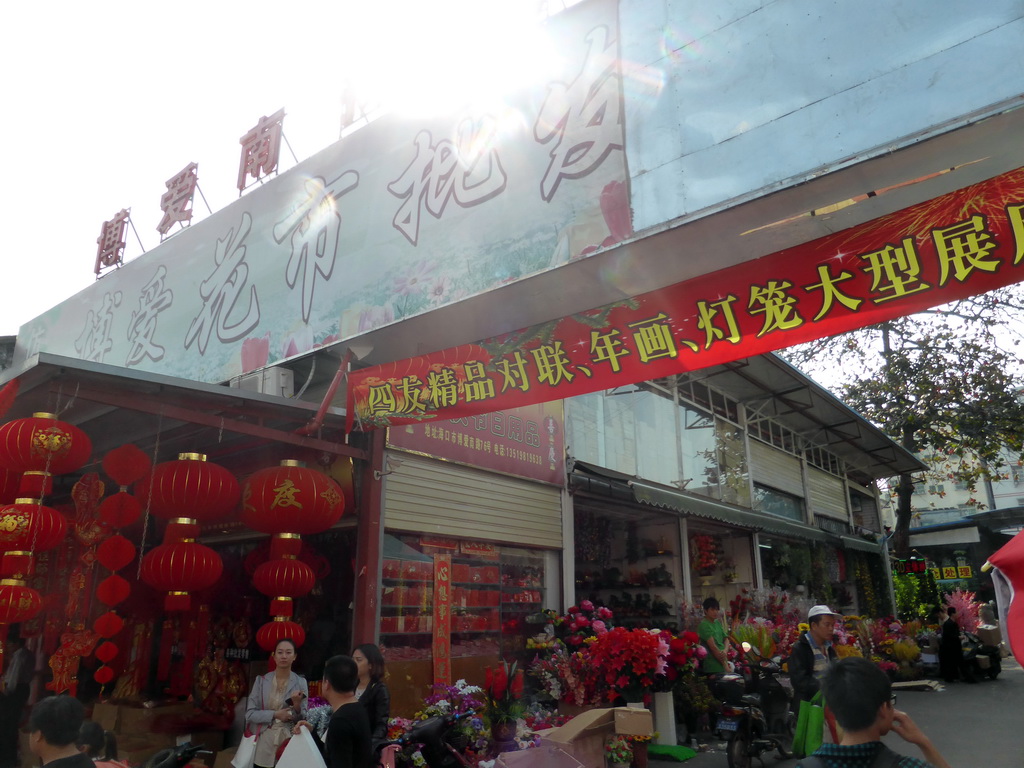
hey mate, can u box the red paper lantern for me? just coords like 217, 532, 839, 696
98, 492, 142, 528
0, 500, 67, 552
0, 469, 18, 505
0, 552, 32, 580
0, 580, 42, 624
95, 641, 118, 664
0, 413, 91, 475
93, 611, 124, 638
253, 559, 316, 598
94, 666, 115, 685
96, 574, 131, 607
97, 535, 136, 572
241, 461, 345, 535
17, 471, 52, 498
102, 444, 152, 487
136, 453, 239, 523
256, 618, 306, 651
140, 541, 223, 611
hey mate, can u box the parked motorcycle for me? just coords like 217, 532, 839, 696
378, 710, 476, 768
963, 630, 1002, 680
141, 742, 210, 768
714, 642, 795, 768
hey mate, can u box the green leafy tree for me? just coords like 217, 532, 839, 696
785, 288, 1024, 557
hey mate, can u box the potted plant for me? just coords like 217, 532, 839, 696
485, 659, 525, 751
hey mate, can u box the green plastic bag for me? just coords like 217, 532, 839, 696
792, 691, 824, 759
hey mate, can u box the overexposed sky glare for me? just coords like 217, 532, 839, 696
0, 0, 575, 336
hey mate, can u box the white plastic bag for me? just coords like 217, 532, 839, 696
277, 726, 327, 768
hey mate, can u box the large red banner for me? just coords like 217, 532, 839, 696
348, 168, 1024, 430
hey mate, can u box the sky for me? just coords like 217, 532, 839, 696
0, 0, 574, 336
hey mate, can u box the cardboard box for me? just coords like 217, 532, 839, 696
92, 701, 121, 731
539, 707, 653, 768
179, 730, 225, 752
119, 701, 198, 735
213, 747, 237, 768
977, 625, 1002, 647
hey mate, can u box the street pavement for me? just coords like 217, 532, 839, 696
649, 657, 1023, 768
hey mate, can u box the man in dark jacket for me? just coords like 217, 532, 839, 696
788, 604, 840, 708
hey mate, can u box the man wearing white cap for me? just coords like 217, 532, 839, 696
788, 605, 841, 709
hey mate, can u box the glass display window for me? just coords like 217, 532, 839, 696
379, 533, 557, 716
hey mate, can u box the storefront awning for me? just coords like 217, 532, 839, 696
838, 534, 884, 553
630, 480, 832, 542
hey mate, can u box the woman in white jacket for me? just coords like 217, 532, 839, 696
245, 638, 308, 768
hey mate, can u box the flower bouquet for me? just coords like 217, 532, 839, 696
605, 734, 634, 766
485, 660, 525, 725
587, 627, 667, 703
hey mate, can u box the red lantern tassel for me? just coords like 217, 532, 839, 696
156, 619, 174, 681
270, 597, 293, 617
132, 621, 154, 695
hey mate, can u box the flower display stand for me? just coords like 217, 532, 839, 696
652, 690, 677, 746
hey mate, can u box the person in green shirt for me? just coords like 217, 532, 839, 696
697, 597, 730, 675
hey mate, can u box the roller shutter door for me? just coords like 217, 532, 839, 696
807, 467, 848, 520
383, 452, 562, 548
749, 439, 804, 497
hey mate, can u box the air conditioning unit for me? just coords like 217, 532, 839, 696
231, 367, 294, 397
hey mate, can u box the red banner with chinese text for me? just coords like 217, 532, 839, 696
432, 554, 452, 688
348, 168, 1024, 430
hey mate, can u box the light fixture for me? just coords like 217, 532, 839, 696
373, 455, 404, 481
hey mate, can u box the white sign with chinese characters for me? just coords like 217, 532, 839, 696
15, 0, 627, 383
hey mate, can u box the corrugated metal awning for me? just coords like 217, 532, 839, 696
631, 480, 832, 542
839, 534, 884, 553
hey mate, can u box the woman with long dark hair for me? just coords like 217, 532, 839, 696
245, 638, 308, 768
352, 644, 390, 755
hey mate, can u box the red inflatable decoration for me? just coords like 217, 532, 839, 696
138, 453, 238, 611
241, 461, 345, 534
242, 460, 345, 647
0, 499, 67, 551
96, 575, 131, 607
102, 444, 151, 487
137, 452, 239, 522
256, 618, 306, 652
0, 412, 91, 475
97, 535, 136, 572
140, 540, 223, 611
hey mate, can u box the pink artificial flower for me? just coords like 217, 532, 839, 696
580, 600, 594, 611
592, 620, 607, 634
598, 607, 613, 619
696, 645, 708, 659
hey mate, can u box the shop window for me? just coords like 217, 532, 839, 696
753, 484, 804, 521
379, 533, 556, 717
575, 512, 681, 631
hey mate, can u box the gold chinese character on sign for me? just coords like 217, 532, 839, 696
271, 479, 303, 510
861, 238, 930, 302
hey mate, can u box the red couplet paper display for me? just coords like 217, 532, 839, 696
348, 167, 1024, 429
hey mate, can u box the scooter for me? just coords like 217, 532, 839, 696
715, 642, 795, 768
378, 710, 476, 768
963, 630, 1002, 680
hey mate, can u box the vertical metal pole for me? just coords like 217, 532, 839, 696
353, 428, 386, 645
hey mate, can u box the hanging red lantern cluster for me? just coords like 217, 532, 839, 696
92, 443, 152, 685
138, 453, 239, 611
241, 460, 345, 650
0, 413, 90, 671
